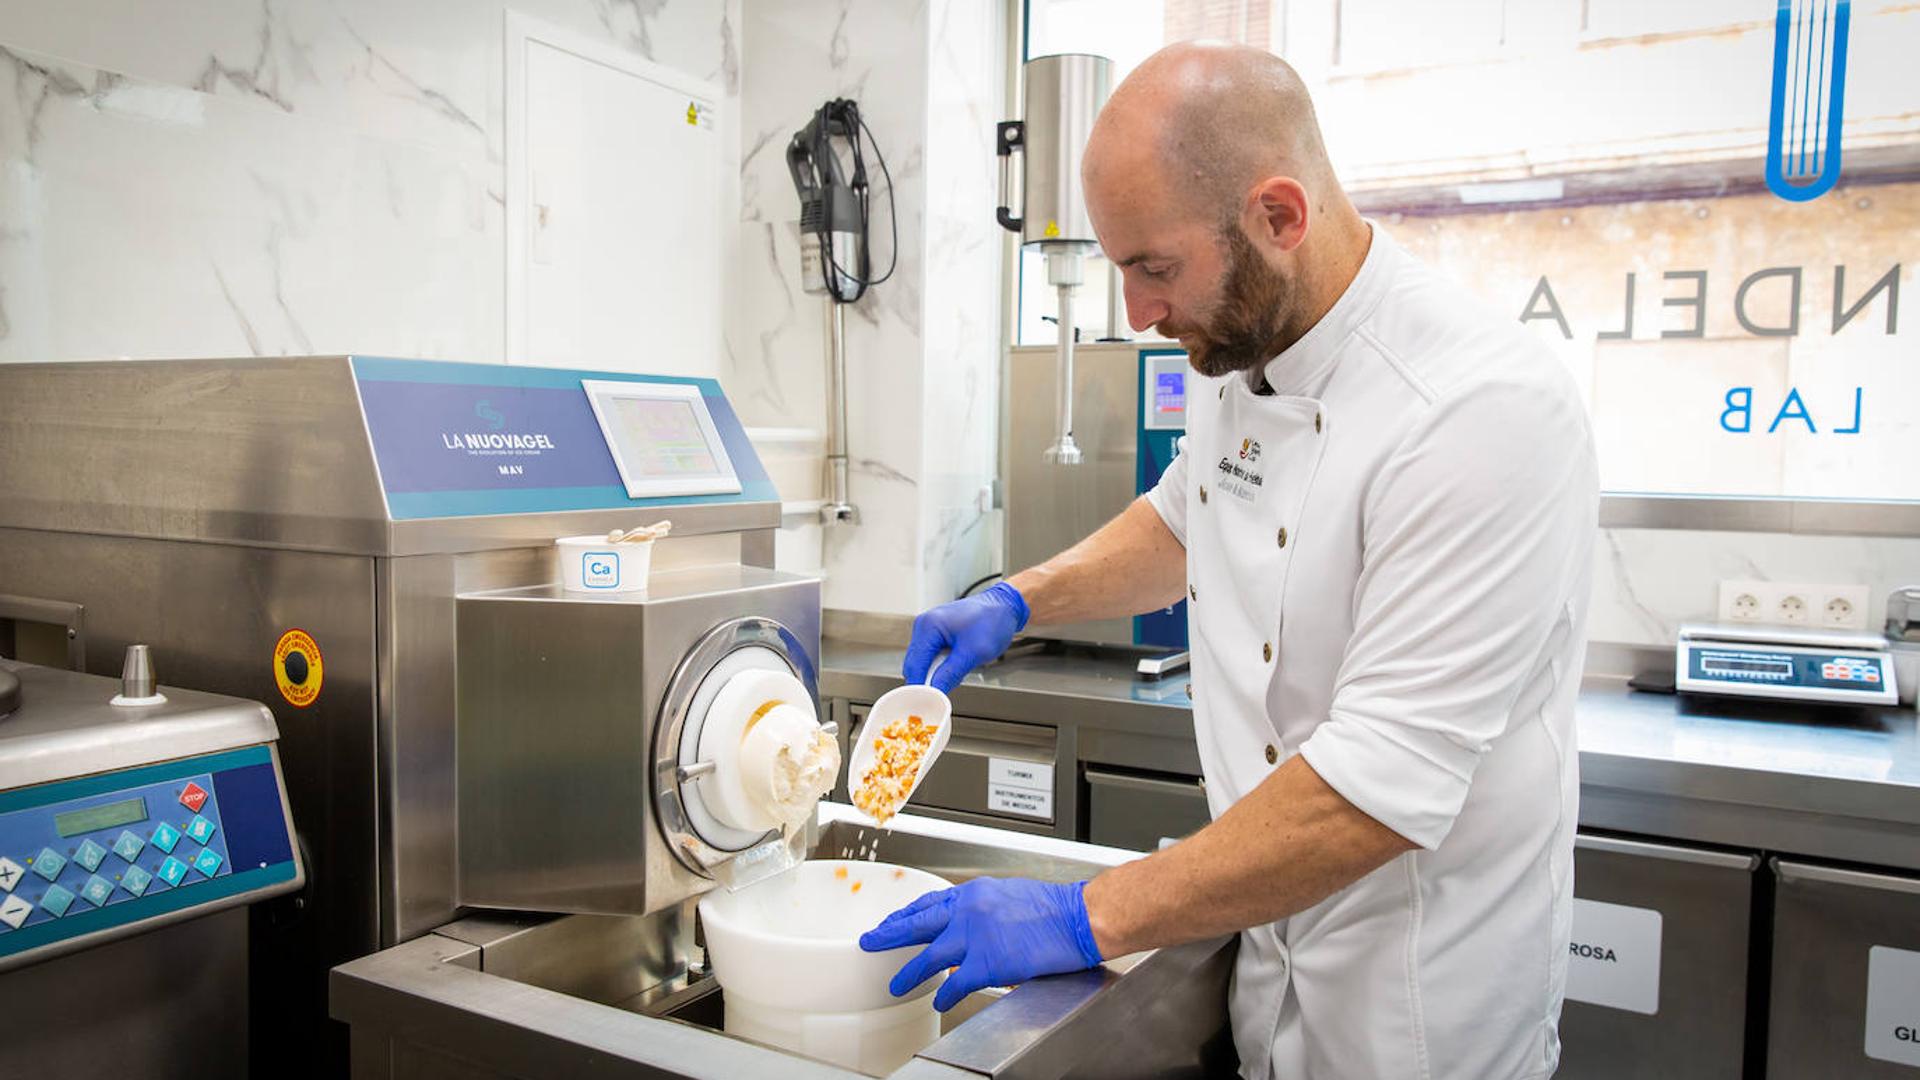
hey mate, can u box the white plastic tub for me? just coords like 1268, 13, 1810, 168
555, 535, 652, 593
698, 859, 951, 1075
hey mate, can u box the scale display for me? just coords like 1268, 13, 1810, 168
1677, 641, 1897, 706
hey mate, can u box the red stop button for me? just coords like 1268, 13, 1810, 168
179, 782, 208, 813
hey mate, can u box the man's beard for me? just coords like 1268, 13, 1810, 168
1171, 227, 1293, 379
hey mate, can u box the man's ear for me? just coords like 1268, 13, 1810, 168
1245, 176, 1310, 254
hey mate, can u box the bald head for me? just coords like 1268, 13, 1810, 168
1079, 44, 1370, 377
1084, 43, 1340, 226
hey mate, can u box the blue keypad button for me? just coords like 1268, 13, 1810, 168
156, 857, 188, 888
40, 883, 75, 917
185, 816, 216, 845
112, 830, 145, 863
121, 864, 153, 898
80, 874, 113, 907
73, 838, 107, 873
150, 822, 181, 854
192, 848, 223, 878
31, 848, 66, 881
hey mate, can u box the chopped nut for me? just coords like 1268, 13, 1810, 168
852, 713, 940, 826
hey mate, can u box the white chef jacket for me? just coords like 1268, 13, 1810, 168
1146, 225, 1598, 1080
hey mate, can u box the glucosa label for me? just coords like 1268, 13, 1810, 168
1867, 947, 1920, 1066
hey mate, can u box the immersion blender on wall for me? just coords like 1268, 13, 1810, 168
998, 53, 1114, 465
789, 98, 897, 524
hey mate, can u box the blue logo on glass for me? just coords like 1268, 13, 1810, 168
475, 399, 506, 431
1766, 0, 1850, 202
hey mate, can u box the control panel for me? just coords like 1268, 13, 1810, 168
1136, 348, 1190, 650
0, 744, 301, 970
1676, 637, 1898, 707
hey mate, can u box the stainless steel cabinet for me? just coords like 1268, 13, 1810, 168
1556, 833, 1759, 1080
1085, 767, 1210, 851
1768, 859, 1920, 1078
848, 706, 1062, 836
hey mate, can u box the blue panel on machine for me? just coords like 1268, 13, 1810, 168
0, 746, 299, 964
351, 356, 779, 520
1135, 348, 1191, 650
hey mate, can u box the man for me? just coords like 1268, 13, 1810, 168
860, 42, 1598, 1080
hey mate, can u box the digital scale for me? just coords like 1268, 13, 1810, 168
1675, 623, 1899, 707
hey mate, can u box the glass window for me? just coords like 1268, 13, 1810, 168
1013, 0, 1920, 502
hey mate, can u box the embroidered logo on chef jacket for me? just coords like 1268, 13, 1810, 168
1215, 437, 1267, 502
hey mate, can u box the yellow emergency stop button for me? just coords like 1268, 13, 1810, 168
273, 628, 323, 708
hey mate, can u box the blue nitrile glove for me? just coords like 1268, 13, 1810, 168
858, 877, 1104, 1012
901, 581, 1030, 693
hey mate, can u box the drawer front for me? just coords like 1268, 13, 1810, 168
1556, 834, 1759, 1080
848, 707, 1059, 827
1768, 859, 1920, 1079
1085, 767, 1209, 852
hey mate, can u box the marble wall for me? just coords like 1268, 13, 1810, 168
916, 0, 1005, 606
0, 0, 739, 366
730, 0, 1006, 615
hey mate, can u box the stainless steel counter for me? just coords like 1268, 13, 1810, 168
822, 640, 1920, 872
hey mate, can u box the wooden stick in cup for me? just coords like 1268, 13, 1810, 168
607, 520, 672, 544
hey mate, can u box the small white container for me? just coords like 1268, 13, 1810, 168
699, 859, 951, 1075
556, 535, 652, 593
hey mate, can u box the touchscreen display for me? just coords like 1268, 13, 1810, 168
607, 397, 721, 477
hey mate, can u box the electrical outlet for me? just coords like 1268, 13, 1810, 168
1719, 580, 1871, 630
1777, 593, 1808, 623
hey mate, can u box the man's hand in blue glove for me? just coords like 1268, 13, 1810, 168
858, 877, 1104, 1012
901, 581, 1030, 693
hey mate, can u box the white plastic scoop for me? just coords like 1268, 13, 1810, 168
847, 684, 953, 825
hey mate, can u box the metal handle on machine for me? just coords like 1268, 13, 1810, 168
1773, 856, 1920, 896
0, 594, 86, 671
1574, 832, 1759, 871
996, 121, 1025, 232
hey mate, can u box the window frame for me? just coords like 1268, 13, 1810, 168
1006, 0, 1920, 538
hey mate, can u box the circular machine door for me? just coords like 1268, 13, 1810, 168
652, 616, 820, 877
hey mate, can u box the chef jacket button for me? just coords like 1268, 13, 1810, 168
1314, 413, 1322, 434
1185, 683, 1194, 700
1189, 585, 1197, 602
1218, 385, 1225, 400
1276, 526, 1288, 548
1199, 485, 1209, 504
1265, 744, 1279, 765
1262, 641, 1272, 663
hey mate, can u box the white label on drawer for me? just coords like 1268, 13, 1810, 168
987, 758, 1053, 819
1565, 898, 1662, 1016
1866, 945, 1920, 1066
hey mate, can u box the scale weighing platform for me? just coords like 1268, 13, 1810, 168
0, 657, 303, 974
1675, 623, 1899, 707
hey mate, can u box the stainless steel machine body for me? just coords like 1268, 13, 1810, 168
1002, 53, 1109, 249
332, 809, 1236, 1080
0, 356, 790, 1074
1006, 343, 1167, 647
456, 570, 821, 915
0, 658, 303, 1078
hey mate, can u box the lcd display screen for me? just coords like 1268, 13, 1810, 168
608, 397, 721, 477
55, 796, 148, 838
